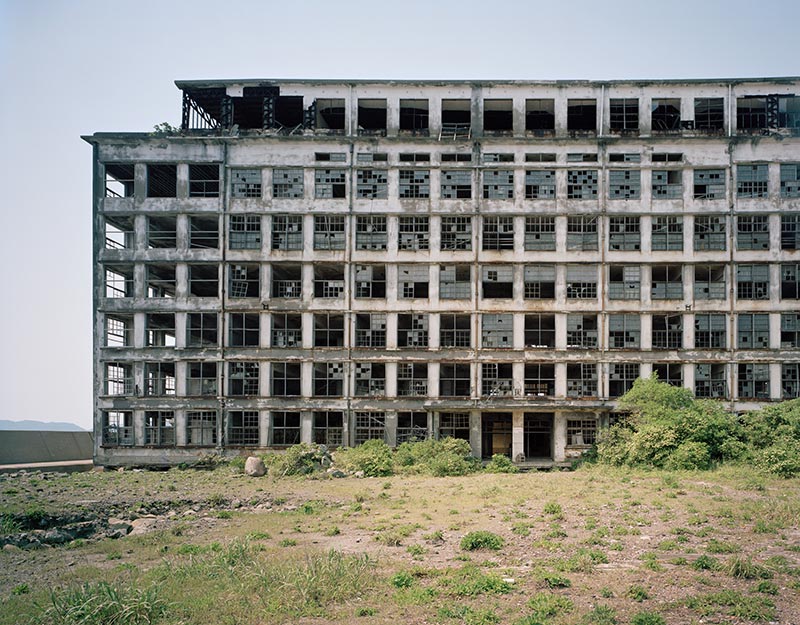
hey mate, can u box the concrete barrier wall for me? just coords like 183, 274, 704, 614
0, 431, 94, 464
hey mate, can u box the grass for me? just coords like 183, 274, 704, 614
460, 530, 504, 551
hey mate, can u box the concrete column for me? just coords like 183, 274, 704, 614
555, 216, 567, 253
640, 215, 652, 255
512, 97, 525, 137
641, 265, 653, 306
175, 410, 187, 447
384, 411, 397, 447
260, 361, 270, 397
554, 314, 567, 350
134, 410, 145, 447
512, 313, 524, 350
555, 362, 567, 397
134, 312, 146, 348
302, 264, 313, 304
300, 411, 313, 444
685, 314, 695, 349
512, 411, 524, 461
684, 363, 695, 394
385, 362, 397, 397
684, 215, 694, 253
512, 361, 524, 397
259, 410, 269, 447
470, 410, 482, 458
134, 163, 147, 199
640, 362, 653, 379
429, 96, 442, 137
386, 98, 399, 137
769, 312, 781, 349
175, 362, 186, 396
301, 362, 313, 397
553, 412, 567, 462
639, 96, 652, 135
176, 214, 189, 251
428, 362, 440, 398
769, 363, 782, 400
386, 313, 398, 349
134, 215, 147, 252
514, 215, 525, 253
176, 164, 189, 199
641, 314, 652, 350
554, 88, 568, 136
176, 264, 188, 298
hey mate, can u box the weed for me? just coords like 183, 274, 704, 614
600, 587, 613, 598
512, 522, 531, 537
215, 511, 232, 519
407, 544, 427, 558
461, 531, 504, 551
279, 538, 297, 547
627, 584, 649, 602
439, 605, 500, 625
580, 605, 617, 625
11, 584, 29, 595
35, 581, 168, 625
324, 526, 341, 537
356, 606, 375, 616
0, 514, 22, 535
756, 580, 779, 595
247, 531, 271, 540
539, 573, 571, 588
543, 501, 563, 517
630, 611, 665, 625
707, 538, 739, 554
484, 454, 518, 473
391, 571, 415, 588
686, 589, 776, 620
207, 493, 227, 508
423, 529, 444, 544
525, 591, 574, 621
439, 565, 512, 596
640, 552, 663, 571
726, 556, 772, 579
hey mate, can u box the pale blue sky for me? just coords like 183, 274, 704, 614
1, 0, 798, 428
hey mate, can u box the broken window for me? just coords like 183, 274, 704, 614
483, 170, 514, 200
439, 412, 470, 440
145, 411, 175, 447
147, 215, 177, 249
397, 411, 428, 443
271, 96, 304, 132
105, 163, 135, 198
441, 170, 472, 199
526, 153, 557, 163
356, 169, 388, 199
398, 216, 429, 250
271, 412, 301, 446
398, 364, 429, 396
524, 314, 555, 348
188, 264, 218, 297
737, 215, 770, 250
482, 313, 513, 349
146, 264, 176, 298
566, 265, 597, 299
608, 265, 641, 300
482, 363, 513, 397
273, 168, 304, 198
651, 363, 682, 387
231, 169, 262, 198
609, 314, 640, 349
695, 364, 727, 398
652, 216, 683, 251
229, 215, 262, 249
314, 215, 346, 249
524, 216, 556, 250
523, 264, 555, 299
186, 362, 217, 396
103, 411, 133, 446
356, 215, 387, 250
398, 265, 429, 298
189, 216, 219, 249
315, 169, 346, 198
737, 264, 770, 300
609, 216, 640, 251
106, 314, 133, 348
104, 265, 133, 298
229, 361, 259, 396
272, 362, 301, 396
271, 214, 303, 250
145, 313, 175, 347
782, 263, 800, 299
354, 412, 386, 445
567, 170, 598, 199
398, 169, 430, 198
609, 363, 640, 397
314, 363, 344, 396
609, 98, 638, 133
441, 153, 472, 163
400, 99, 429, 134
227, 411, 259, 446
483, 216, 515, 250
354, 264, 386, 298
524, 170, 555, 199
567, 216, 598, 251
651, 98, 681, 132
737, 164, 768, 198
315, 98, 345, 133
441, 99, 471, 138
440, 363, 471, 397
782, 314, 800, 348
482, 265, 514, 298
568, 153, 597, 163
187, 411, 217, 446
651, 265, 683, 299
104, 362, 133, 396
694, 98, 725, 132
483, 99, 513, 134
354, 363, 386, 397
609, 153, 641, 163
356, 153, 388, 164
567, 419, 597, 446
104, 215, 134, 250
229, 313, 259, 347
144, 362, 176, 396
147, 164, 177, 198
229, 264, 260, 298
189, 164, 220, 197
783, 365, 800, 399
567, 99, 597, 133
779, 95, 800, 128
483, 153, 514, 163
357, 99, 387, 135
738, 313, 770, 349
398, 314, 429, 348
314, 411, 344, 446
653, 152, 683, 163
694, 169, 726, 199
440, 314, 471, 348
567, 314, 598, 348
567, 363, 598, 398
694, 265, 726, 299
313, 264, 345, 298
525, 99, 555, 133
355, 313, 386, 348
608, 170, 641, 200
399, 152, 430, 162
736, 97, 767, 132
782, 214, 800, 250
440, 216, 472, 251
780, 164, 800, 198
652, 170, 682, 200
440, 264, 471, 299
253, 261, 293, 300
694, 215, 726, 251
272, 313, 303, 348
695, 313, 726, 349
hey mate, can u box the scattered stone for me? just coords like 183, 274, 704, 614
129, 517, 159, 535
2, 544, 20, 552
326, 468, 346, 478
502, 577, 516, 584
354, 471, 365, 478
108, 518, 133, 535
231, 499, 242, 509
244, 457, 266, 477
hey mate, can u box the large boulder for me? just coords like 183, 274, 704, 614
244, 456, 266, 477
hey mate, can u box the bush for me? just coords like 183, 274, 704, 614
394, 437, 480, 477
484, 454, 518, 473
754, 441, 800, 478
268, 443, 329, 477
525, 592, 574, 621
665, 441, 711, 470
336, 440, 394, 477
460, 531, 504, 551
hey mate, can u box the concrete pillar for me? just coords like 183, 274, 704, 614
470, 410, 481, 458
259, 410, 269, 447
386, 97, 399, 138
301, 362, 313, 397
685, 314, 695, 349
553, 412, 567, 462
555, 362, 567, 398
769, 312, 781, 349
512, 411, 524, 461
134, 163, 147, 199
385, 411, 397, 447
176, 164, 189, 199
260, 361, 270, 397
300, 411, 313, 444
385, 362, 397, 398
640, 215, 652, 255
555, 314, 567, 350
176, 410, 187, 447
769, 363, 782, 400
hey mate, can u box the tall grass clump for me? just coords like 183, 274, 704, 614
34, 581, 168, 625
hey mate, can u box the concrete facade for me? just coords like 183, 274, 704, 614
85, 78, 800, 467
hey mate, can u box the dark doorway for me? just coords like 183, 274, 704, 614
481, 412, 513, 459
524, 412, 553, 459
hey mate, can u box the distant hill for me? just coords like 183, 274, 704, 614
0, 420, 86, 432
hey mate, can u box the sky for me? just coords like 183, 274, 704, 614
1, 0, 798, 429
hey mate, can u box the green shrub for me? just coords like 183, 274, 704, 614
484, 454, 518, 473
228, 456, 246, 473
665, 441, 711, 470
439, 565, 512, 596
460, 531, 504, 551
269, 443, 328, 477
335, 439, 394, 477
754, 441, 800, 478
692, 555, 720, 571
525, 592, 574, 621
390, 571, 415, 588
627, 584, 649, 602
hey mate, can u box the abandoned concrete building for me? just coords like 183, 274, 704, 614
85, 77, 800, 467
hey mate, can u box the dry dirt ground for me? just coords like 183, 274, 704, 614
1, 464, 798, 624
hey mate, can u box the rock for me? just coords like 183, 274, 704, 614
244, 456, 266, 477
44, 529, 72, 545
129, 517, 158, 535
320, 456, 332, 468
231, 499, 242, 509
2, 544, 20, 552
354, 470, 365, 478
326, 468, 346, 478
107, 518, 133, 535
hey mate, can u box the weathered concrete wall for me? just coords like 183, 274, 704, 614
0, 431, 93, 464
